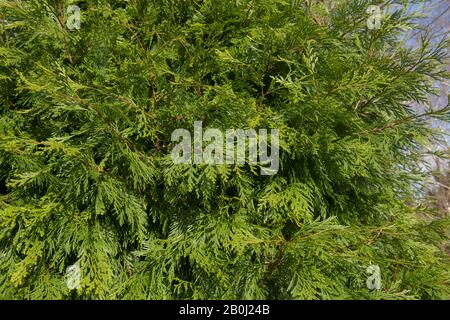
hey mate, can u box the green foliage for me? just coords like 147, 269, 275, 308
0, 0, 449, 299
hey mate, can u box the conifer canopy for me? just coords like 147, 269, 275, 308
0, 0, 449, 299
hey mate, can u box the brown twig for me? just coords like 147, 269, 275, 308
57, 1, 73, 64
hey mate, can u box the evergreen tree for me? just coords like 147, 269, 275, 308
0, 0, 449, 299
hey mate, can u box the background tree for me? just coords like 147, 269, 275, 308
0, 0, 449, 299
427, 156, 450, 216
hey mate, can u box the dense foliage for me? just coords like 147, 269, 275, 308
0, 0, 449, 299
